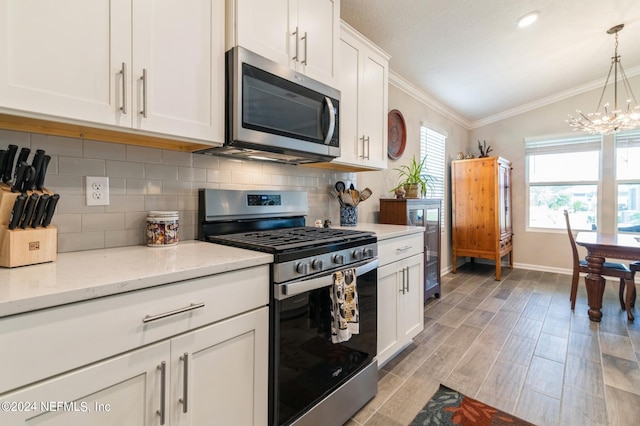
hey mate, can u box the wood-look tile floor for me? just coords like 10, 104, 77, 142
346, 264, 640, 426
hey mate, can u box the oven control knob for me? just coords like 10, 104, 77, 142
311, 259, 324, 271
296, 263, 309, 274
364, 247, 374, 258
352, 249, 364, 261
333, 254, 345, 265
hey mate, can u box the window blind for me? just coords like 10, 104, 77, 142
420, 125, 445, 200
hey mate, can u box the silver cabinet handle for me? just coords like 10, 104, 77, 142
157, 361, 166, 425
399, 267, 405, 294
364, 136, 370, 160
396, 245, 412, 252
119, 63, 127, 114
142, 303, 205, 323
140, 68, 148, 118
301, 31, 308, 65
292, 27, 300, 62
359, 135, 365, 158
179, 353, 189, 413
405, 266, 410, 292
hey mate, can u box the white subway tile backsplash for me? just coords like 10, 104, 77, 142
82, 213, 125, 232
126, 145, 163, 163
6, 131, 352, 253
0, 129, 30, 147
84, 140, 126, 160
145, 163, 178, 180
58, 157, 106, 176
106, 160, 145, 179
105, 195, 145, 213
162, 149, 193, 166
31, 134, 83, 157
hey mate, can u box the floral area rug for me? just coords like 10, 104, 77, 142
410, 384, 535, 425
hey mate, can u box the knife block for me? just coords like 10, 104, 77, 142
0, 187, 57, 268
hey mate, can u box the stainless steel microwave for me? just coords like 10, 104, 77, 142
197, 46, 340, 164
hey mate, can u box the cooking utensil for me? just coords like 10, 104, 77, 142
31, 193, 50, 227
19, 193, 39, 229
2, 144, 18, 183
330, 189, 344, 207
35, 155, 51, 191
359, 188, 372, 202
335, 181, 346, 194
30, 149, 45, 191
41, 194, 60, 227
340, 192, 354, 206
8, 193, 27, 230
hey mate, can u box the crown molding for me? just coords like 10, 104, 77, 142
388, 70, 471, 129
469, 64, 640, 129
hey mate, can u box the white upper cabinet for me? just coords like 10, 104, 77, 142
229, 0, 339, 86
332, 22, 389, 170
133, 0, 225, 142
0, 0, 131, 126
0, 0, 224, 144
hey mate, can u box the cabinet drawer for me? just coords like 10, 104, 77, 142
378, 233, 423, 267
0, 265, 269, 394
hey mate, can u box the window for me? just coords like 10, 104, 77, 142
525, 134, 602, 230
616, 130, 640, 232
420, 124, 446, 228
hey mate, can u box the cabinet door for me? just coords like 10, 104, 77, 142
133, 0, 224, 142
377, 261, 401, 366
295, 0, 338, 85
1, 341, 168, 426
234, 0, 289, 67
171, 307, 268, 426
400, 254, 424, 341
0, 0, 130, 127
358, 50, 387, 169
498, 162, 512, 238
336, 34, 360, 165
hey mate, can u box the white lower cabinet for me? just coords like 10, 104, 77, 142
0, 267, 269, 425
377, 234, 424, 367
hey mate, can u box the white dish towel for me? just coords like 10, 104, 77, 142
330, 268, 359, 343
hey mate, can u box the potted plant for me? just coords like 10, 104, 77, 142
390, 155, 435, 198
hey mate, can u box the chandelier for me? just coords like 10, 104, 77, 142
566, 24, 640, 135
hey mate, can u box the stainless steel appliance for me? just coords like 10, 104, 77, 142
198, 189, 378, 426
196, 47, 340, 165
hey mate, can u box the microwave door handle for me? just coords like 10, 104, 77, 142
277, 258, 379, 299
323, 96, 336, 145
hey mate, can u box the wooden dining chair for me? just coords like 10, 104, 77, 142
564, 210, 634, 319
624, 261, 639, 309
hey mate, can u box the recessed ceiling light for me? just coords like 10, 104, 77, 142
517, 11, 539, 28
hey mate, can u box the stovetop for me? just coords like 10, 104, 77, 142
207, 226, 375, 253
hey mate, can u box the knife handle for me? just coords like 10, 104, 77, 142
14, 147, 30, 180
41, 194, 60, 227
8, 193, 27, 230
36, 155, 51, 191
3, 144, 17, 183
31, 193, 50, 228
0, 150, 7, 183
30, 149, 45, 191
20, 193, 39, 229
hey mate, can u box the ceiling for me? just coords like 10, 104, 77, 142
340, 0, 640, 128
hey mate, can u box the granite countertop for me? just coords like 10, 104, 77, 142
0, 241, 272, 319
0, 224, 422, 319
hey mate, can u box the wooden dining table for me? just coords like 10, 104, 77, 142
575, 232, 640, 322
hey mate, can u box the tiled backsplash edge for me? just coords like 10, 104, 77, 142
0, 129, 356, 253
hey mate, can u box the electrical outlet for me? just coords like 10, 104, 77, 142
86, 176, 110, 206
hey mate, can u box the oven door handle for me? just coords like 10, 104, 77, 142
277, 258, 379, 300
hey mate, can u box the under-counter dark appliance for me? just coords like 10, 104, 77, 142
198, 189, 378, 426
196, 46, 340, 165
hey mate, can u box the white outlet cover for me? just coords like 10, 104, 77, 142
86, 176, 109, 206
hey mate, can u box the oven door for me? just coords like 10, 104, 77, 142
271, 258, 378, 426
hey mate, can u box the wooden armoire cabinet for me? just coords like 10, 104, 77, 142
379, 198, 442, 301
451, 156, 513, 280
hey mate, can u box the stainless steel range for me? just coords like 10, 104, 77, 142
198, 189, 378, 426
